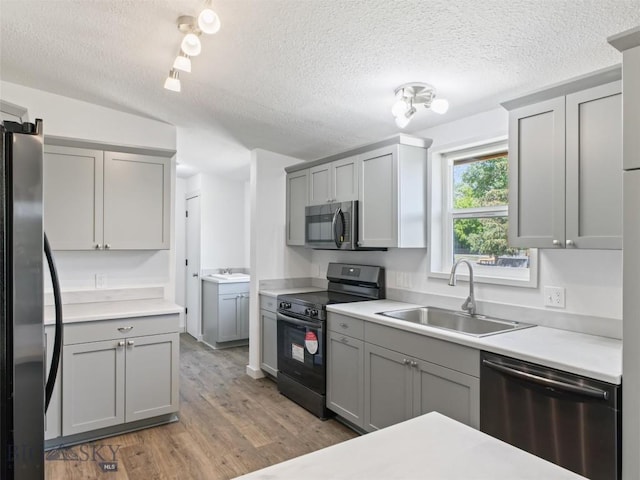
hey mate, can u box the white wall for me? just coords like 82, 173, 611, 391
174, 177, 187, 307
2, 81, 178, 298
311, 108, 622, 322
247, 149, 313, 377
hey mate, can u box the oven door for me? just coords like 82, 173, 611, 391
305, 201, 354, 250
277, 312, 326, 393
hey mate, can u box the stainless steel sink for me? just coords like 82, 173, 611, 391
376, 306, 534, 337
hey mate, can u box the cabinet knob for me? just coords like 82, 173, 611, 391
566, 239, 574, 247
127, 340, 135, 346
192, 273, 199, 277
104, 244, 111, 249
340, 337, 349, 344
552, 239, 561, 246
410, 360, 418, 368
402, 358, 409, 365
117, 341, 125, 347
95, 243, 102, 250
340, 323, 348, 329
118, 326, 133, 333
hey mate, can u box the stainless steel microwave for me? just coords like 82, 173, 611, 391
305, 200, 385, 250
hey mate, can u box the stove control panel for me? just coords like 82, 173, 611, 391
304, 308, 319, 317
279, 301, 292, 310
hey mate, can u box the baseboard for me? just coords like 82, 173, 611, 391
246, 364, 265, 379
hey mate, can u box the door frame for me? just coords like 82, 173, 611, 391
185, 191, 202, 340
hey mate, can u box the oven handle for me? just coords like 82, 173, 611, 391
331, 207, 343, 249
482, 359, 609, 401
278, 312, 323, 330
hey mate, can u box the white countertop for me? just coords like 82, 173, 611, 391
327, 300, 622, 384
44, 298, 183, 325
259, 286, 326, 298
202, 274, 251, 284
235, 412, 585, 480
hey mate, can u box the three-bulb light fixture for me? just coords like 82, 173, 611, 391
391, 83, 449, 128
164, 3, 222, 92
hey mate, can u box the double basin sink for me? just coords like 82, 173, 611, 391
377, 306, 534, 337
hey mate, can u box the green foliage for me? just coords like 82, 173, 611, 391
453, 156, 515, 260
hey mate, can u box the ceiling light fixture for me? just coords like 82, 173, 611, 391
164, 4, 222, 92
391, 82, 449, 128
164, 69, 181, 92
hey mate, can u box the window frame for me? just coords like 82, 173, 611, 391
428, 138, 538, 288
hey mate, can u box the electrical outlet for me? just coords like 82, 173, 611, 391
544, 286, 565, 308
95, 274, 107, 289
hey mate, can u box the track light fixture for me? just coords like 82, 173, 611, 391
164, 2, 221, 92
391, 82, 449, 128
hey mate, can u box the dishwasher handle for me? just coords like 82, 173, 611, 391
482, 359, 609, 401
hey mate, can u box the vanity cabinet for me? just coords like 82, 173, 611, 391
202, 281, 250, 348
308, 156, 359, 205
358, 144, 427, 248
260, 295, 278, 377
61, 314, 180, 436
327, 313, 479, 433
286, 169, 308, 246
505, 77, 622, 249
44, 325, 61, 440
44, 145, 171, 250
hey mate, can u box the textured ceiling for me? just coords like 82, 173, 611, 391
1, 0, 639, 180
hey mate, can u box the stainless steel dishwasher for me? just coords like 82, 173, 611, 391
480, 352, 621, 480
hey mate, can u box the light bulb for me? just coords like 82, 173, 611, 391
430, 98, 449, 114
395, 107, 416, 129
198, 8, 221, 34
181, 33, 202, 57
164, 70, 181, 92
391, 98, 408, 117
173, 53, 191, 73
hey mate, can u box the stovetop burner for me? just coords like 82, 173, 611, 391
277, 290, 368, 309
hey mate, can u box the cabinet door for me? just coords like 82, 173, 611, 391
413, 360, 480, 429
332, 156, 359, 202
103, 152, 170, 250
622, 46, 640, 170
125, 333, 179, 422
44, 325, 61, 440
364, 343, 412, 432
237, 294, 250, 339
218, 293, 240, 342
508, 97, 566, 248
327, 332, 364, 428
62, 339, 125, 436
43, 146, 104, 250
566, 82, 622, 249
308, 163, 332, 205
359, 146, 398, 248
260, 309, 278, 376
286, 170, 308, 245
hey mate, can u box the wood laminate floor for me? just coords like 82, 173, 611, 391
45, 334, 357, 479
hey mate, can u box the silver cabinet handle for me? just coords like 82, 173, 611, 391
410, 360, 418, 368
127, 340, 135, 346
193, 272, 199, 277
340, 323, 348, 329
340, 337, 349, 344
117, 341, 125, 347
104, 244, 111, 249
95, 243, 102, 250
566, 239, 574, 247
118, 326, 133, 333
402, 358, 409, 365
552, 239, 561, 246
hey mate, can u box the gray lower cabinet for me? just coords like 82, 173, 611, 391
61, 314, 180, 437
203, 281, 250, 348
44, 325, 62, 440
260, 295, 278, 377
327, 331, 365, 428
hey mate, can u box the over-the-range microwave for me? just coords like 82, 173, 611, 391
304, 200, 386, 250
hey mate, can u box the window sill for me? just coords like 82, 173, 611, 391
428, 269, 538, 288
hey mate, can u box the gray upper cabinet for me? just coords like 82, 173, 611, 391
506, 77, 622, 250
286, 169, 308, 246
44, 146, 104, 250
309, 155, 359, 205
359, 144, 427, 248
43, 145, 171, 250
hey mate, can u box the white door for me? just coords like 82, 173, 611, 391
185, 195, 201, 339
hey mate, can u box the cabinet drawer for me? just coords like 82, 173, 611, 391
217, 282, 250, 295
260, 295, 277, 312
328, 313, 364, 340
64, 314, 180, 345
365, 322, 479, 377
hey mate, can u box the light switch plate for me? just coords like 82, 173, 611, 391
543, 286, 565, 308
95, 273, 107, 289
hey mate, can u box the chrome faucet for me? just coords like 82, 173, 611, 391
448, 259, 476, 316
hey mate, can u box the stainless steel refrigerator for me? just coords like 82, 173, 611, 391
1, 119, 62, 480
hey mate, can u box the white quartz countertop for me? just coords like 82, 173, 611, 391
202, 274, 250, 284
235, 412, 585, 480
327, 300, 622, 384
44, 298, 183, 325
259, 286, 325, 298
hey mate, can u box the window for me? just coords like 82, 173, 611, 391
429, 140, 537, 286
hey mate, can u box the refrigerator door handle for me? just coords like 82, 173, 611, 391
44, 232, 62, 412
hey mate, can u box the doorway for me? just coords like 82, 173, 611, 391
185, 194, 201, 339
